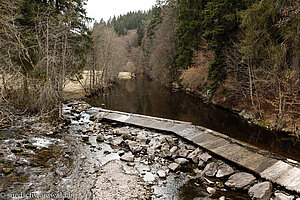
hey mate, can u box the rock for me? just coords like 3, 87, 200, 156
178, 145, 189, 157
175, 158, 189, 165
120, 153, 134, 162
273, 192, 294, 200
2, 168, 13, 175
147, 147, 155, 161
163, 137, 175, 146
168, 163, 180, 171
157, 170, 166, 178
121, 131, 133, 140
113, 127, 130, 136
187, 148, 201, 163
239, 110, 256, 120
136, 132, 148, 144
149, 138, 161, 149
127, 141, 142, 153
207, 187, 216, 195
112, 137, 123, 146
198, 160, 206, 168
80, 156, 86, 159
216, 164, 234, 178
199, 153, 212, 162
225, 172, 256, 189
248, 182, 272, 200
219, 196, 226, 200
203, 162, 218, 177
160, 144, 171, 158
96, 134, 105, 142
170, 146, 178, 154
193, 168, 203, 177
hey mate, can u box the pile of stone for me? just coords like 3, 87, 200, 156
67, 102, 299, 200
93, 126, 298, 200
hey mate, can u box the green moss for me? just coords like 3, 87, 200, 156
2, 168, 13, 175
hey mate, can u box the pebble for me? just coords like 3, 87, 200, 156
157, 170, 166, 178
206, 187, 216, 195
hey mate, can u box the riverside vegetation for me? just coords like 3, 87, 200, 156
0, 0, 299, 199
0, 0, 299, 134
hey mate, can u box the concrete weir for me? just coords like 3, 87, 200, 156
91, 107, 300, 193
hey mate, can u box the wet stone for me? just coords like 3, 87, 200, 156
120, 152, 134, 162
203, 162, 218, 177
162, 137, 175, 146
248, 182, 272, 200
178, 145, 189, 157
225, 172, 256, 189
157, 170, 166, 178
170, 146, 178, 154
207, 187, 216, 195
273, 192, 294, 200
199, 153, 212, 162
127, 141, 142, 153
174, 158, 189, 165
168, 163, 180, 171
187, 148, 201, 163
216, 164, 234, 178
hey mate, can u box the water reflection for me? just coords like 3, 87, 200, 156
87, 78, 300, 161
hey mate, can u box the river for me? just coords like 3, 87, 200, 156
86, 77, 300, 162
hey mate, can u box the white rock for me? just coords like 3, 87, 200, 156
219, 196, 226, 200
203, 162, 218, 177
207, 187, 216, 195
273, 192, 294, 200
225, 172, 256, 189
174, 158, 189, 165
216, 164, 234, 178
168, 163, 180, 171
248, 182, 272, 200
120, 153, 134, 162
187, 148, 201, 163
157, 170, 166, 178
199, 153, 212, 162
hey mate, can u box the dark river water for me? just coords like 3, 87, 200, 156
87, 78, 300, 162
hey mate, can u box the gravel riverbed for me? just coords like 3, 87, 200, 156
0, 101, 298, 200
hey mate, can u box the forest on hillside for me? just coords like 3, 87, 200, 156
0, 0, 299, 133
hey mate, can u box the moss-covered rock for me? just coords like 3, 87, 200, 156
2, 168, 13, 175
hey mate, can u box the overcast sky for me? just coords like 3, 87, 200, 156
86, 0, 157, 23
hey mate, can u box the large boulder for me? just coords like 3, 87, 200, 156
225, 172, 256, 189
248, 182, 272, 200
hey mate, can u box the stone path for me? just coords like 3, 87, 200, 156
91, 107, 300, 193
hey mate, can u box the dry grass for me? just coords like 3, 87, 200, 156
180, 49, 213, 92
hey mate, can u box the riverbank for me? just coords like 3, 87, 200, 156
1, 101, 299, 199
175, 82, 300, 138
